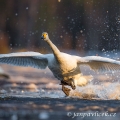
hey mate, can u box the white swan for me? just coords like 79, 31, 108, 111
0, 32, 120, 96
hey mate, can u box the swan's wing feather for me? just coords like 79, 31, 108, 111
76, 56, 120, 72
0, 52, 48, 69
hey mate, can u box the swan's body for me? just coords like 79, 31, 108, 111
0, 32, 120, 95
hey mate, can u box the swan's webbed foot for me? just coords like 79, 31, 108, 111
60, 79, 76, 96
69, 78, 76, 90
71, 84, 76, 90
62, 85, 71, 96
60, 79, 76, 90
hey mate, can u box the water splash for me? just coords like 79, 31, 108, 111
69, 82, 120, 100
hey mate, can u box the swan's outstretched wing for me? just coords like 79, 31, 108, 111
76, 56, 120, 72
0, 52, 48, 69
0, 66, 10, 78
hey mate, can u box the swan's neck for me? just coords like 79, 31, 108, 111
46, 39, 60, 58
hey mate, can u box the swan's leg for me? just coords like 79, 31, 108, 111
60, 80, 69, 85
64, 79, 76, 90
62, 85, 71, 96
60, 79, 76, 90
70, 79, 76, 90
60, 81, 71, 96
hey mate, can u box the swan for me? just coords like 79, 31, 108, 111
0, 32, 120, 96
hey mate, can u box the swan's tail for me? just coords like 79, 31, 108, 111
77, 75, 93, 86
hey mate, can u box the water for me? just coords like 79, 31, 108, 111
0, 64, 120, 100
1, 64, 120, 120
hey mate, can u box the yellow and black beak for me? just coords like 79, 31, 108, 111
41, 33, 46, 40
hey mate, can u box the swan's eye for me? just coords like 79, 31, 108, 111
46, 34, 47, 35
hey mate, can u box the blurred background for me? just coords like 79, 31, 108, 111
1, 1, 120, 119
0, 0, 120, 54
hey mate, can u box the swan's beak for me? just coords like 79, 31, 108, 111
41, 36, 44, 40
41, 33, 46, 40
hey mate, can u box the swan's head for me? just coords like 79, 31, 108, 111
41, 32, 49, 41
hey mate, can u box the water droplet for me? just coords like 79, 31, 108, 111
11, 114, 18, 120
80, 30, 83, 33
26, 7, 28, 10
15, 13, 18, 16
38, 112, 49, 119
21, 90, 24, 93
102, 48, 105, 51
67, 17, 70, 19
60, 35, 63, 38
